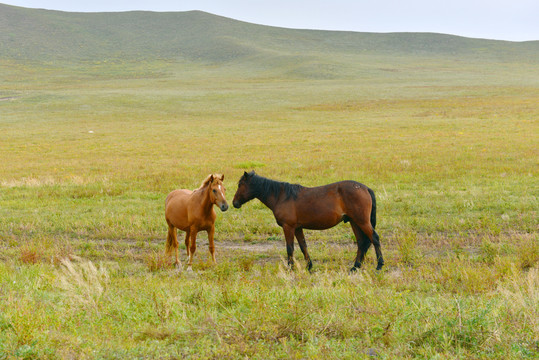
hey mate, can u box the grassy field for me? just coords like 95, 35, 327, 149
1, 8, 538, 357
1, 58, 537, 359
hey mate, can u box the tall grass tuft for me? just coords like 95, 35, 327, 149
19, 247, 41, 265
498, 267, 539, 343
56, 257, 109, 312
517, 236, 539, 270
396, 231, 420, 265
145, 250, 170, 272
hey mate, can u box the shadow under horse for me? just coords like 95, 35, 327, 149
232, 171, 383, 271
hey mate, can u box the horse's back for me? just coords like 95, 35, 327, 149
166, 188, 191, 202
300, 181, 369, 201
292, 182, 347, 229
295, 181, 372, 224
165, 189, 192, 229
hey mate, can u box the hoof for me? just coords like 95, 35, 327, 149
186, 266, 193, 272
349, 266, 358, 273
376, 263, 384, 271
307, 260, 313, 272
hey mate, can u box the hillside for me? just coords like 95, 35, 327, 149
1, 3, 538, 66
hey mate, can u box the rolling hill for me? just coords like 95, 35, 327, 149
1, 2, 538, 67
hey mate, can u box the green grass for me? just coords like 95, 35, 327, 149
0, 11, 538, 358
1, 250, 538, 359
2, 3, 539, 65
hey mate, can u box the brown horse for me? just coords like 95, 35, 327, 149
233, 171, 383, 271
165, 174, 228, 269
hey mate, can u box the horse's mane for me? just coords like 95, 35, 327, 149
196, 174, 223, 191
250, 174, 303, 202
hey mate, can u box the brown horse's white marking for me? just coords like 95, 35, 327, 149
165, 174, 228, 270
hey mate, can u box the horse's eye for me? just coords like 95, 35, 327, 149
213, 189, 217, 193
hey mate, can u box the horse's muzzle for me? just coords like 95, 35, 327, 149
232, 200, 241, 209
220, 203, 229, 212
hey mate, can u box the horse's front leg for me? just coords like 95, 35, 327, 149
207, 225, 216, 264
295, 228, 312, 271
283, 224, 295, 269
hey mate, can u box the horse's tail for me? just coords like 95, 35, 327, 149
368, 187, 377, 229
165, 224, 178, 255
165, 192, 177, 256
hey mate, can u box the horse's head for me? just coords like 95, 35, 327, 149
208, 174, 228, 212
233, 171, 256, 209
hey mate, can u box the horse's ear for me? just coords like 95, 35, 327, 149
209, 174, 214, 183
220, 174, 225, 181
248, 170, 255, 177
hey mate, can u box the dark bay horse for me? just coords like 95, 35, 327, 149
232, 171, 383, 271
165, 174, 228, 270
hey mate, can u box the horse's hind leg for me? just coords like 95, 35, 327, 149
350, 222, 371, 272
355, 222, 384, 270
184, 228, 191, 258
295, 228, 312, 271
372, 229, 384, 270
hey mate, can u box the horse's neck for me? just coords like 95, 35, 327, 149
194, 186, 213, 212
252, 177, 280, 210
255, 190, 279, 211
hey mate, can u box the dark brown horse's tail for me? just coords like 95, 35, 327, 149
368, 188, 377, 229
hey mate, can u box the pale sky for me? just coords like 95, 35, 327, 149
2, 0, 538, 41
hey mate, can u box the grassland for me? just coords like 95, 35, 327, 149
1, 5, 538, 359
